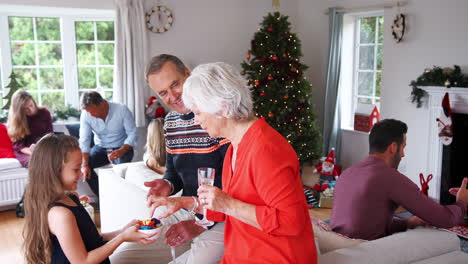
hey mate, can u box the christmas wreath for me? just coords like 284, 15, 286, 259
410, 65, 468, 108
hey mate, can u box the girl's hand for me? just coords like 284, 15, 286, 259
198, 185, 233, 213
120, 221, 156, 245
147, 196, 185, 219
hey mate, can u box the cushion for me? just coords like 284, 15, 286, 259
0, 158, 22, 171
311, 216, 367, 254
124, 161, 164, 192
0, 123, 15, 159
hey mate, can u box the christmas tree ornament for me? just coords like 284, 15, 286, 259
267, 76, 273, 80
246, 51, 251, 61
260, 92, 266, 97
268, 27, 273, 32
436, 92, 453, 145
283, 95, 288, 99
444, 79, 451, 88
268, 112, 273, 118
240, 71, 246, 75
272, 55, 278, 61
254, 80, 260, 87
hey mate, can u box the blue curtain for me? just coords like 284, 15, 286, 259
323, 7, 343, 160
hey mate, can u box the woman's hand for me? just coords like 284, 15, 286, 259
197, 185, 233, 213
120, 220, 155, 245
146, 196, 186, 219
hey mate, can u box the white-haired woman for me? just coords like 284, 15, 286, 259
7, 90, 53, 167
147, 62, 317, 263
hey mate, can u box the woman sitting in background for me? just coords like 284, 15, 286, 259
148, 62, 317, 263
144, 118, 166, 175
7, 90, 53, 167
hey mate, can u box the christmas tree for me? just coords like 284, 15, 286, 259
2, 71, 23, 110
241, 12, 321, 164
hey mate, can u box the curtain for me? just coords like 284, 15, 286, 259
322, 7, 343, 160
114, 0, 148, 127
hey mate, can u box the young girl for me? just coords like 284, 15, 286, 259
143, 118, 166, 175
23, 134, 155, 264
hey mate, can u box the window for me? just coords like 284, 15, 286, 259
0, 6, 115, 114
340, 12, 383, 129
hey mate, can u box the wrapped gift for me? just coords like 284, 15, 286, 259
319, 187, 334, 208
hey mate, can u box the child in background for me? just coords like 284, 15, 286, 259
23, 134, 155, 264
143, 118, 166, 175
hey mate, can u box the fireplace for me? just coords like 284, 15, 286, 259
425, 87, 468, 202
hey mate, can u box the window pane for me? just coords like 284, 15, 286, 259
99, 67, 113, 88
360, 17, 376, 44
376, 72, 382, 97
75, 21, 95, 41
377, 45, 382, 70
357, 97, 372, 104
359, 46, 374, 70
40, 68, 63, 90
9, 17, 34, 41
11, 43, 35, 65
41, 92, 64, 111
358, 72, 373, 97
30, 92, 39, 103
378, 16, 384, 43
97, 22, 114, 41
104, 91, 113, 100
38, 43, 63, 65
78, 67, 97, 89
14, 68, 38, 90
77, 44, 95, 65
36, 18, 60, 41
97, 44, 114, 65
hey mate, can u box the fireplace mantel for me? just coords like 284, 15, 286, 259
424, 86, 468, 201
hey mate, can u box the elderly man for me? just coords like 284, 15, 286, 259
331, 119, 468, 240
79, 91, 137, 197
145, 54, 229, 264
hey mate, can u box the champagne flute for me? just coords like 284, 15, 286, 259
106, 148, 116, 167
196, 167, 215, 227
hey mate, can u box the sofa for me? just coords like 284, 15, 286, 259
99, 161, 468, 264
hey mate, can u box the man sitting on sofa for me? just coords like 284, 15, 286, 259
144, 54, 230, 263
331, 118, 468, 240
79, 91, 137, 197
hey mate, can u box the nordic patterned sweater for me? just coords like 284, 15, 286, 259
163, 111, 230, 197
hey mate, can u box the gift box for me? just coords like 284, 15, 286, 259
319, 196, 334, 208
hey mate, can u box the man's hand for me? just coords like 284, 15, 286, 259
146, 196, 187, 219
144, 179, 171, 197
81, 165, 91, 180
108, 146, 129, 161
406, 216, 429, 229
455, 177, 468, 205
165, 220, 205, 248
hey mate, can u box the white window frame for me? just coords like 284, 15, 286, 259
340, 10, 383, 130
0, 5, 115, 110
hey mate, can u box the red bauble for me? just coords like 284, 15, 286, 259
268, 112, 274, 118
260, 92, 266, 97
283, 95, 289, 99
254, 80, 260, 86
272, 55, 278, 61
268, 27, 273, 32
267, 76, 273, 80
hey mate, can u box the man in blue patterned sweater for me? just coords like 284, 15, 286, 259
145, 54, 229, 263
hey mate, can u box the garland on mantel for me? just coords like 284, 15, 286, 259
410, 65, 468, 108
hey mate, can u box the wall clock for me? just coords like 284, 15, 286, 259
146, 5, 174, 33
391, 13, 405, 43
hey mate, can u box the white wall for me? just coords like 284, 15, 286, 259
298, 0, 468, 186
0, 0, 115, 9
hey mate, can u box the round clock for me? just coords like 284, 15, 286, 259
391, 13, 405, 43
146, 5, 174, 33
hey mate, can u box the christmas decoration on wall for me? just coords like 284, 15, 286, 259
241, 12, 322, 164
391, 13, 405, 43
2, 71, 23, 110
419, 173, 433, 196
410, 65, 468, 108
436, 92, 453, 145
146, 4, 174, 33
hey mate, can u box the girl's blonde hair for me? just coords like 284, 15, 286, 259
23, 134, 80, 264
7, 90, 36, 142
145, 118, 166, 167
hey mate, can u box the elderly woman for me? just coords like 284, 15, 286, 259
7, 90, 53, 167
148, 62, 317, 263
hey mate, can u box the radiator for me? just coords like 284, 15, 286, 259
0, 168, 28, 208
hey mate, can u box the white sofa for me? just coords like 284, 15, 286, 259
0, 158, 28, 210
98, 162, 192, 264
99, 161, 468, 264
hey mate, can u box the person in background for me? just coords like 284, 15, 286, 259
7, 90, 53, 167
145, 54, 229, 264
79, 91, 137, 197
23, 134, 154, 264
144, 118, 166, 175
331, 119, 468, 240
148, 62, 317, 263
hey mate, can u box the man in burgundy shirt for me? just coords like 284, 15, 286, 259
331, 119, 468, 240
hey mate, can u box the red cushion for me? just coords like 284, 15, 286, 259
0, 123, 15, 158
